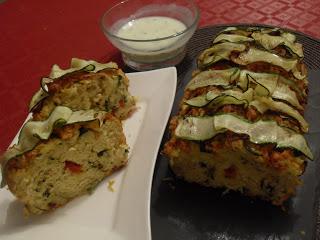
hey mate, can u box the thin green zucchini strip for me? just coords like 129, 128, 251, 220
198, 42, 246, 68
238, 70, 303, 110
175, 114, 313, 159
250, 97, 308, 132
50, 58, 117, 79
251, 32, 303, 57
185, 86, 306, 132
186, 68, 240, 90
185, 89, 253, 107
29, 59, 118, 111
234, 48, 298, 71
2, 106, 105, 177
213, 34, 254, 44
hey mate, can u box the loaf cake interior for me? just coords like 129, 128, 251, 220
5, 113, 128, 215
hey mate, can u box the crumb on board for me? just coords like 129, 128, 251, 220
108, 179, 115, 192
222, 188, 230, 196
300, 230, 306, 236
161, 177, 176, 190
162, 177, 174, 182
168, 182, 176, 190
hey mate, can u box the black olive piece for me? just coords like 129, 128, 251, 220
260, 178, 275, 196
104, 100, 110, 111
43, 189, 51, 198
199, 162, 207, 168
206, 166, 216, 180
79, 127, 89, 136
199, 141, 207, 152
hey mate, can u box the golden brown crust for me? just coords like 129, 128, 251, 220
47, 68, 126, 94
32, 68, 135, 121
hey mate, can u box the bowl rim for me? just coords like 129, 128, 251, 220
100, 0, 200, 42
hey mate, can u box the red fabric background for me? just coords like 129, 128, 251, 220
0, 0, 319, 152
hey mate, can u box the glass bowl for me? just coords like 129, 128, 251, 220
101, 0, 199, 71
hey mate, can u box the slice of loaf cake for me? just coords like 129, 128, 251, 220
164, 27, 313, 205
2, 106, 128, 215
30, 58, 136, 121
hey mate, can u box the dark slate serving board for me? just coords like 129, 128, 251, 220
150, 24, 320, 240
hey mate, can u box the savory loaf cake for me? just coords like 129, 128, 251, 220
30, 58, 136, 121
164, 27, 313, 205
1, 106, 128, 215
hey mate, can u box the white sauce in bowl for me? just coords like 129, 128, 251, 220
116, 16, 187, 52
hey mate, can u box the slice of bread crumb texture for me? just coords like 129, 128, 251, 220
1, 58, 135, 215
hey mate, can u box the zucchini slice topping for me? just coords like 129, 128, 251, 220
232, 48, 306, 80
199, 28, 305, 79
271, 82, 303, 110
188, 68, 303, 111
1, 106, 105, 179
185, 89, 254, 107
49, 58, 117, 79
29, 88, 49, 111
175, 114, 313, 159
234, 48, 298, 71
220, 27, 238, 33
213, 34, 254, 44
186, 68, 240, 90
185, 86, 307, 132
28, 77, 55, 111
238, 70, 303, 110
251, 32, 303, 58
28, 59, 118, 112
250, 97, 308, 132
198, 42, 246, 69
281, 32, 296, 42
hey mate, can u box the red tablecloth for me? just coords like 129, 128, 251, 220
0, 0, 319, 152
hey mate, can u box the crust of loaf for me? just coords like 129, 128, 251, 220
32, 68, 135, 121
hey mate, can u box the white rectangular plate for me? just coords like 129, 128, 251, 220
0, 67, 177, 240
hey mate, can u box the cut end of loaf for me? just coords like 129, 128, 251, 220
164, 137, 305, 205
5, 114, 128, 215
